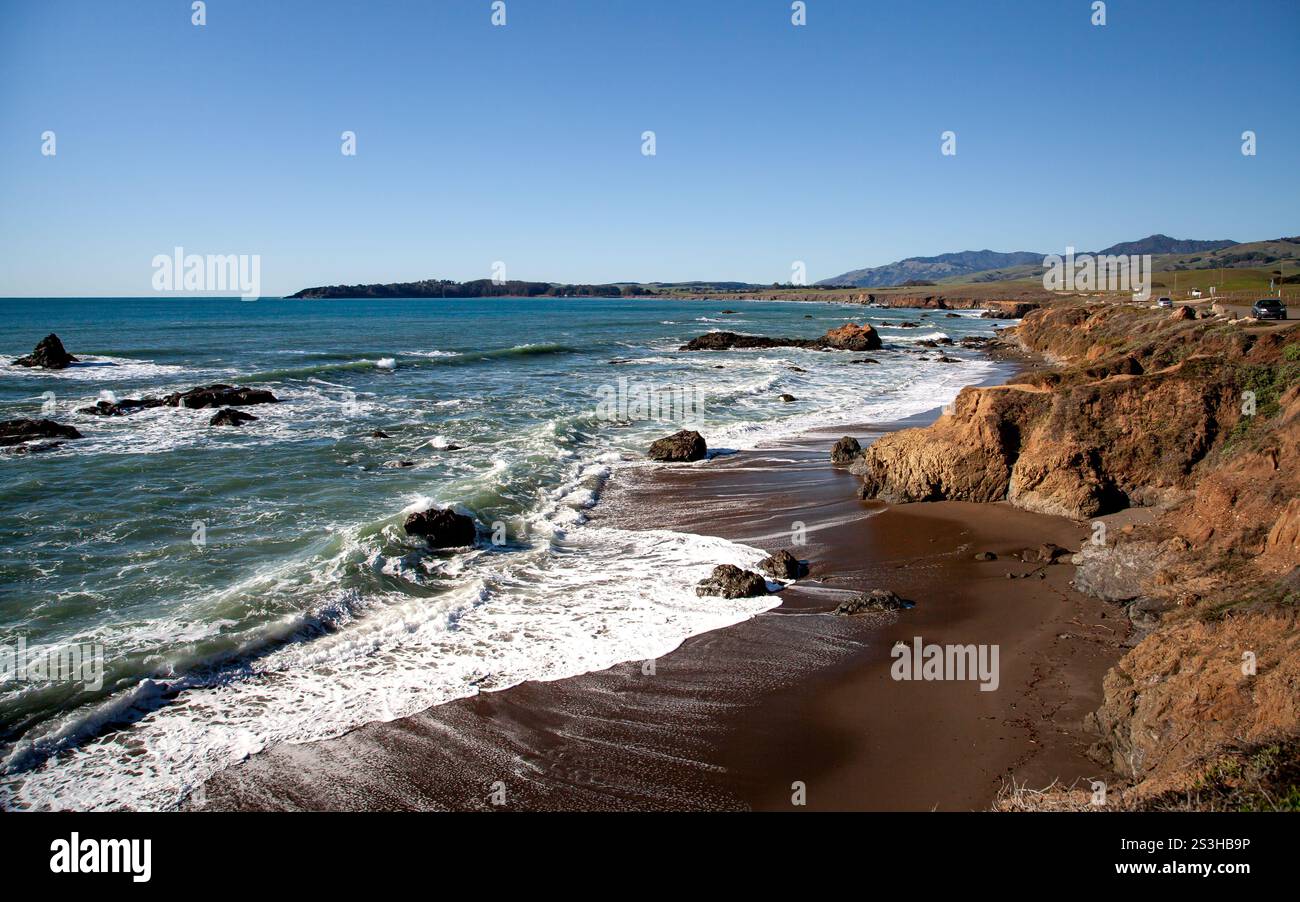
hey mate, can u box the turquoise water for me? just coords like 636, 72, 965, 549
0, 296, 997, 809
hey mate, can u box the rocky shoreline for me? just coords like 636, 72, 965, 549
841, 302, 1300, 809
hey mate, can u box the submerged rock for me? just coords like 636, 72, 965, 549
12, 334, 78, 369
759, 550, 807, 580
404, 507, 477, 548
695, 564, 769, 598
164, 384, 279, 409
831, 435, 862, 464
78, 398, 166, 416
0, 418, 83, 447
209, 408, 259, 426
370, 429, 390, 438
647, 429, 707, 462
833, 589, 911, 615
779, 393, 797, 403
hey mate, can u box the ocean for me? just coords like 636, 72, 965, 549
0, 295, 997, 810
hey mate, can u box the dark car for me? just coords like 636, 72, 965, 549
1251, 298, 1288, 320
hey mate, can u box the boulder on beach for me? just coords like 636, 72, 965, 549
13, 334, 78, 369
209, 408, 259, 426
0, 418, 83, 447
647, 429, 707, 462
164, 384, 279, 409
695, 564, 769, 598
973, 551, 998, 562
1021, 542, 1067, 564
833, 589, 911, 615
759, 550, 808, 580
404, 506, 477, 548
821, 323, 882, 351
831, 436, 862, 464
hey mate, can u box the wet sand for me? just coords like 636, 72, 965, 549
204, 401, 1128, 811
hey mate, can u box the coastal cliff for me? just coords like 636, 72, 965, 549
855, 302, 1300, 809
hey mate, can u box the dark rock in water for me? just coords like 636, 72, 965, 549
647, 429, 707, 462
759, 550, 807, 580
945, 313, 961, 318
720, 309, 738, 314
441, 444, 463, 451
679, 323, 880, 353
918, 339, 939, 348
404, 507, 477, 548
897, 321, 920, 328
936, 355, 959, 363
779, 393, 797, 403
3, 440, 67, 455
695, 564, 769, 598
164, 384, 279, 409
787, 366, 807, 373
834, 589, 911, 615
77, 398, 165, 416
13, 334, 78, 369
973, 551, 998, 561
370, 430, 390, 438
847, 357, 880, 365
804, 314, 813, 319
0, 418, 83, 447
831, 436, 862, 463
209, 408, 259, 426
937, 337, 954, 345
383, 460, 415, 468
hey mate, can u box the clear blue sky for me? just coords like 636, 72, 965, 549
2, 0, 1297, 296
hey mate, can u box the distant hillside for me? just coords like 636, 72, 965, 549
288, 279, 652, 299
818, 250, 1043, 288
1096, 234, 1237, 256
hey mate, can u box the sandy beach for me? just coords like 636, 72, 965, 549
202, 377, 1129, 812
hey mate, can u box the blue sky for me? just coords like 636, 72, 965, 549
1, 0, 1297, 296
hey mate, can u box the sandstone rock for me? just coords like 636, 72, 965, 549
834, 589, 911, 615
831, 436, 861, 464
13, 334, 78, 369
0, 418, 83, 447
695, 564, 769, 598
404, 507, 477, 548
759, 550, 807, 580
821, 323, 882, 351
647, 430, 707, 462
209, 408, 258, 426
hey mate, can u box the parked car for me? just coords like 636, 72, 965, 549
1251, 298, 1288, 320
1156, 297, 1173, 309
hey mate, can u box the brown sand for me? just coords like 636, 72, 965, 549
203, 406, 1128, 811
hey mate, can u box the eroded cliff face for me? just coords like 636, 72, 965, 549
860, 302, 1300, 809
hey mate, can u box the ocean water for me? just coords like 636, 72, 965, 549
0, 296, 997, 810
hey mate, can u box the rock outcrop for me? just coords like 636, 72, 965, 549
694, 564, 769, 598
0, 418, 83, 446
834, 589, 911, 615
164, 385, 279, 409
403, 507, 477, 548
647, 430, 707, 462
209, 408, 259, 426
679, 323, 880, 352
759, 550, 807, 580
12, 334, 78, 369
78, 398, 166, 416
830, 436, 861, 464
